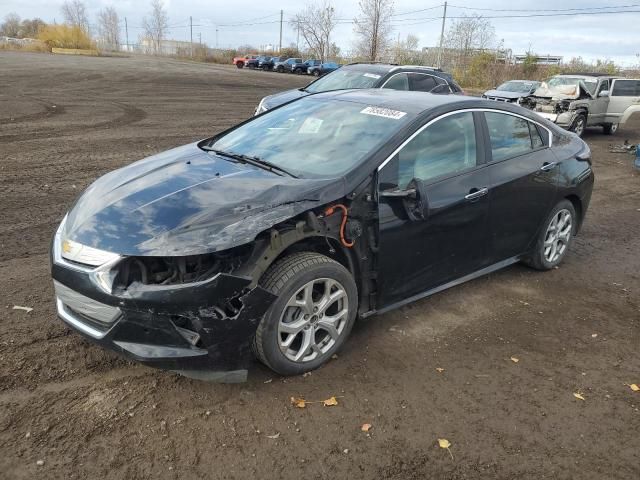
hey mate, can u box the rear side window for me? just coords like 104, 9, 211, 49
408, 74, 438, 92
612, 80, 640, 96
485, 112, 538, 162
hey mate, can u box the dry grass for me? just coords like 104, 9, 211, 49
38, 25, 95, 50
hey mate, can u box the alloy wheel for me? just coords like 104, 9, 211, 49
277, 278, 349, 363
543, 208, 572, 263
574, 117, 585, 136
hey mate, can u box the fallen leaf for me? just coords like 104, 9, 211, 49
290, 397, 306, 408
437, 438, 454, 459
591, 333, 598, 338
263, 378, 272, 384
266, 433, 280, 439
510, 356, 519, 363
302, 372, 312, 377
573, 392, 585, 401
12, 305, 33, 313
331, 354, 339, 360
323, 396, 338, 407
629, 384, 639, 392
435, 367, 445, 373
361, 423, 372, 432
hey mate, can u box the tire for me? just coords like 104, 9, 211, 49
570, 113, 587, 137
253, 252, 358, 376
236, 62, 244, 69
312, 69, 320, 76
294, 67, 302, 75
603, 123, 618, 135
276, 66, 284, 73
524, 200, 577, 271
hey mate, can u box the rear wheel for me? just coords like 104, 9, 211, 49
294, 67, 303, 75
603, 123, 618, 135
276, 65, 284, 73
312, 69, 320, 76
570, 113, 587, 137
253, 252, 357, 376
236, 62, 244, 69
524, 200, 576, 270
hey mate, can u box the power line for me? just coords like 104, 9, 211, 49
392, 4, 444, 17
448, 3, 640, 12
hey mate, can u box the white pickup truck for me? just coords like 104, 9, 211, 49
520, 74, 640, 137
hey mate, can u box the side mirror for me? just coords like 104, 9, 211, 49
599, 90, 610, 97
381, 179, 428, 221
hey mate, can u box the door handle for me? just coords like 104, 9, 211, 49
465, 187, 488, 201
540, 161, 558, 171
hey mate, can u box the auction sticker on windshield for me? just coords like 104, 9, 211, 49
360, 106, 407, 120
363, 73, 381, 79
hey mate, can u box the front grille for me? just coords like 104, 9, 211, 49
54, 281, 121, 338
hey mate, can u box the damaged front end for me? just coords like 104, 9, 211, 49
520, 80, 593, 129
51, 217, 277, 382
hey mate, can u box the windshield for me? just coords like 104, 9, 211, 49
497, 81, 536, 93
546, 76, 597, 95
305, 68, 381, 93
208, 97, 412, 178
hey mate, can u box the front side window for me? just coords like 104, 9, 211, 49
383, 73, 410, 91
597, 80, 609, 95
485, 112, 537, 162
208, 98, 413, 178
386, 112, 477, 188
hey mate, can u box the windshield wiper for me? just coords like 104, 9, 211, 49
202, 147, 298, 178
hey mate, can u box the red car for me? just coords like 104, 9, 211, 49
233, 54, 257, 69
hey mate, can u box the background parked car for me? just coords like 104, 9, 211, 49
275, 58, 302, 73
256, 63, 463, 114
263, 55, 287, 71
232, 54, 257, 69
258, 56, 273, 70
293, 59, 321, 74
287, 58, 309, 74
482, 80, 541, 103
246, 55, 270, 69
307, 62, 341, 77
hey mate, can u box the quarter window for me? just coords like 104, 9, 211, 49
485, 112, 538, 162
408, 73, 438, 92
383, 73, 410, 91
394, 112, 477, 187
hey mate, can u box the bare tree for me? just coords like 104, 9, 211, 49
97, 7, 120, 50
61, 0, 89, 32
1, 13, 21, 37
290, 1, 337, 62
20, 18, 47, 38
353, 0, 394, 61
443, 14, 495, 67
393, 34, 421, 64
143, 0, 169, 54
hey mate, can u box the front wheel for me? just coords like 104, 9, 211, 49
236, 62, 244, 69
603, 123, 618, 135
570, 113, 587, 137
524, 200, 577, 270
312, 69, 320, 76
253, 252, 358, 376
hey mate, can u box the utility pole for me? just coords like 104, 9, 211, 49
199, 32, 202, 46
279, 9, 283, 53
296, 20, 300, 52
216, 27, 219, 48
190, 16, 193, 57
124, 17, 129, 52
436, 1, 447, 69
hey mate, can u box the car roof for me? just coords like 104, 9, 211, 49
308, 89, 475, 115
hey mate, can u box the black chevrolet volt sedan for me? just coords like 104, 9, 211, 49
51, 90, 594, 381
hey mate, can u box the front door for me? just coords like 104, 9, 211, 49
588, 79, 611, 125
377, 111, 491, 307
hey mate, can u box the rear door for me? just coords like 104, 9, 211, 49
606, 79, 640, 124
482, 111, 559, 262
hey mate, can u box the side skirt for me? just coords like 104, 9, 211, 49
361, 256, 521, 318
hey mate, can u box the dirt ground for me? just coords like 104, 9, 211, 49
1, 52, 639, 480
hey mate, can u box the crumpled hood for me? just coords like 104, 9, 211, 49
64, 142, 344, 256
483, 89, 526, 100
531, 81, 592, 100
263, 88, 309, 110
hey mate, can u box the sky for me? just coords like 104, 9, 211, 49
1, 0, 639, 66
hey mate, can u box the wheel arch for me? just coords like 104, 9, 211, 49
564, 194, 583, 231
